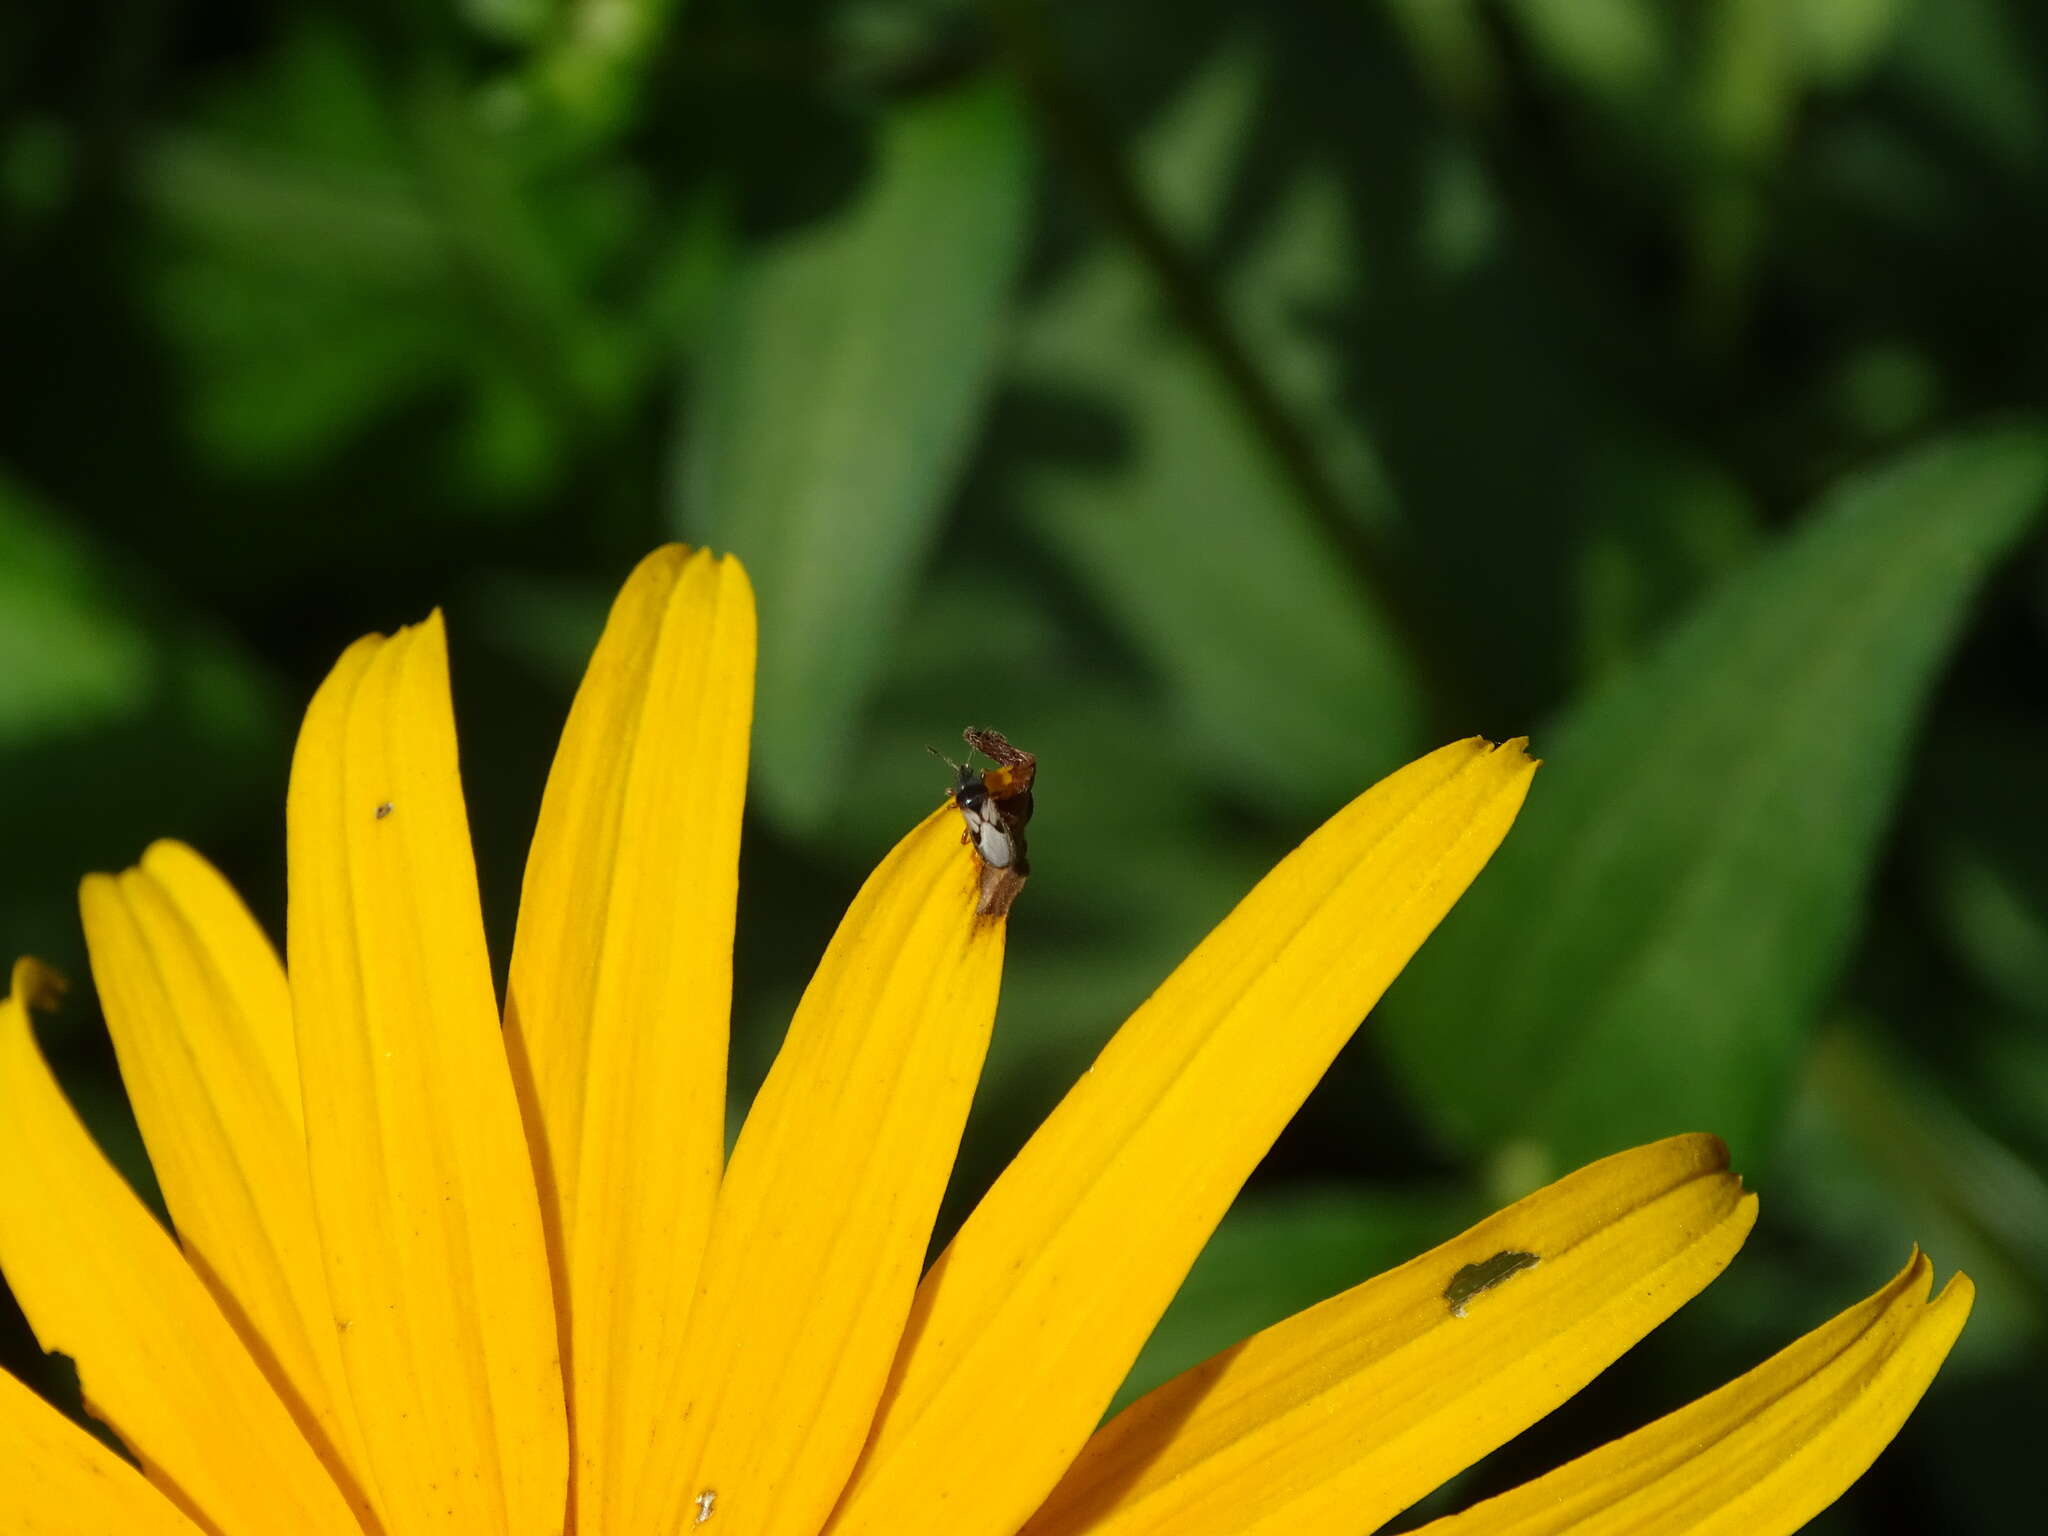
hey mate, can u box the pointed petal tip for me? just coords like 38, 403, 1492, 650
1017, 1129, 1764, 1536
626, 542, 698, 582
625, 540, 751, 581
698, 544, 758, 607
1934, 1267, 1975, 1314
616, 543, 757, 638
1453, 734, 1539, 790
1400, 1230, 1974, 1536
320, 607, 446, 671
1479, 734, 1538, 767
690, 543, 760, 607
1881, 1246, 1977, 1326
1734, 1189, 1761, 1242
1890, 1245, 1933, 1300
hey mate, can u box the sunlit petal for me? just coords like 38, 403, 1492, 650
0, 959, 361, 1536
80, 842, 380, 1527
287, 615, 566, 1536
1023, 1135, 1754, 1536
1411, 1249, 1971, 1536
828, 737, 1537, 1536
647, 809, 1005, 1536
505, 545, 754, 1533
0, 1365, 208, 1535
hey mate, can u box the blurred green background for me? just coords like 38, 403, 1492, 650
5, 0, 2047, 1529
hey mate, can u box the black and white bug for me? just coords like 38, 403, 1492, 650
934, 727, 1036, 918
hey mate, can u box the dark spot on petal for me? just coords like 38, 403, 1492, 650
375, 802, 393, 819
1445, 1249, 1540, 1317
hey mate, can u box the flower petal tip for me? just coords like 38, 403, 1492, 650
629, 542, 702, 583
1894, 1245, 1932, 1295
629, 541, 752, 585
1933, 1268, 1975, 1316
1485, 734, 1539, 768
138, 838, 187, 869
7, 958, 67, 1015
1657, 1130, 1732, 1168
1876, 1247, 1977, 1335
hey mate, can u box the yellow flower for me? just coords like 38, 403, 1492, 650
0, 546, 1969, 1536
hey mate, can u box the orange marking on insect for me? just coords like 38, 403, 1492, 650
937, 728, 1037, 919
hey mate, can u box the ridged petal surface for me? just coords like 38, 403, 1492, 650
826, 737, 1537, 1536
505, 546, 755, 1534
0, 1365, 208, 1536
1413, 1251, 1972, 1536
287, 615, 566, 1536
0, 959, 362, 1536
1022, 1135, 1754, 1536
651, 809, 1006, 1536
79, 842, 379, 1528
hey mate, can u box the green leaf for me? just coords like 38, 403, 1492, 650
1500, 0, 1671, 106
145, 21, 641, 489
0, 476, 284, 968
1888, 0, 2046, 176
675, 78, 1030, 833
1926, 731, 2048, 1017
1015, 44, 1424, 811
0, 489, 155, 745
1789, 0, 1909, 87
142, 28, 449, 474
1379, 427, 2048, 1172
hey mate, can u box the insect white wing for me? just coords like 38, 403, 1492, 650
957, 800, 1019, 868
972, 817, 1018, 869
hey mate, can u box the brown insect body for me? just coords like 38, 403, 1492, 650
944, 727, 1036, 918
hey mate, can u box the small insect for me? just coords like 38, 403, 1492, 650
934, 726, 1036, 918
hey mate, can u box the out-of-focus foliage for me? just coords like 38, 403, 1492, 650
4, 0, 2047, 1529
681, 76, 1030, 830
1382, 430, 2048, 1174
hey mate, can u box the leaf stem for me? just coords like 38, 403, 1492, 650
986, 0, 1465, 734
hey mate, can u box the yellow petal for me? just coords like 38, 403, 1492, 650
287, 615, 566, 1536
79, 843, 380, 1528
644, 808, 1006, 1536
0, 1366, 206, 1535
0, 959, 362, 1536
503, 547, 754, 1532
1022, 1134, 1755, 1536
1413, 1250, 1972, 1536
827, 736, 1538, 1536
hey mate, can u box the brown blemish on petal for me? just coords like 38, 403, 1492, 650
1444, 1250, 1540, 1318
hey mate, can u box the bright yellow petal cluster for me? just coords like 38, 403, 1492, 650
0, 546, 1969, 1536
